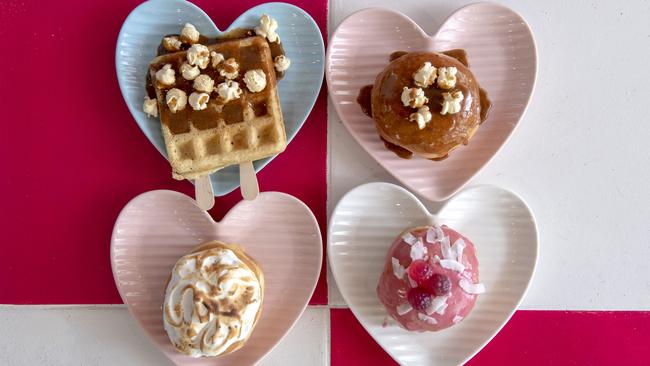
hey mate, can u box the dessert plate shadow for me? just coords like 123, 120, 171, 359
329, 182, 538, 365
116, 0, 324, 196
326, 4, 537, 201
111, 190, 322, 365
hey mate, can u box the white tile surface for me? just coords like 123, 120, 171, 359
327, 0, 650, 310
0, 306, 328, 366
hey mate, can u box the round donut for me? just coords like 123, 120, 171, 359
371, 52, 485, 159
377, 225, 485, 332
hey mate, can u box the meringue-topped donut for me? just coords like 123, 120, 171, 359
377, 225, 485, 331
163, 241, 263, 357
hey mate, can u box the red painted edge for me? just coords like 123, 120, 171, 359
0, 0, 328, 305
331, 308, 650, 365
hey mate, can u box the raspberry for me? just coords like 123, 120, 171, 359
407, 287, 433, 311
423, 273, 451, 296
408, 260, 433, 284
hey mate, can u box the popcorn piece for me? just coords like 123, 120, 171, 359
210, 51, 225, 68
193, 74, 214, 93
401, 87, 428, 108
166, 88, 187, 113
162, 36, 182, 52
188, 92, 210, 111
216, 80, 242, 102
187, 44, 210, 69
413, 62, 437, 88
255, 14, 280, 43
180, 62, 200, 80
143, 96, 158, 118
155, 64, 175, 86
219, 58, 239, 80
440, 91, 463, 115
180, 23, 200, 44
243, 69, 267, 92
437, 66, 457, 89
409, 106, 432, 129
274, 55, 291, 72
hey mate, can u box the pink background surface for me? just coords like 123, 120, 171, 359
0, 0, 327, 305
331, 309, 650, 365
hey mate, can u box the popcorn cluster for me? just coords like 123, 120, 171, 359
399, 57, 465, 129
144, 16, 291, 117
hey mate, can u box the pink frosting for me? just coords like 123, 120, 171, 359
377, 225, 481, 332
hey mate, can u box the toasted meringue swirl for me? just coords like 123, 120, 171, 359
163, 245, 262, 357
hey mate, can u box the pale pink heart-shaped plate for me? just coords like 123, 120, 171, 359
111, 190, 322, 365
326, 4, 537, 201
329, 183, 538, 365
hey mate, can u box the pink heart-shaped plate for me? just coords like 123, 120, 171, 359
326, 4, 537, 201
111, 190, 322, 365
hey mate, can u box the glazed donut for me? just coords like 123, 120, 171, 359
377, 225, 485, 331
366, 50, 490, 159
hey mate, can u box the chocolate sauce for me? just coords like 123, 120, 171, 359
389, 51, 408, 62
479, 87, 491, 123
429, 154, 449, 161
357, 85, 374, 117
145, 72, 156, 99
222, 100, 244, 124
381, 137, 413, 159
441, 49, 469, 67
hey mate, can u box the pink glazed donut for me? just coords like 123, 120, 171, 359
377, 225, 485, 331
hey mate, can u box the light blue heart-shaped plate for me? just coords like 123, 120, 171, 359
116, 0, 324, 196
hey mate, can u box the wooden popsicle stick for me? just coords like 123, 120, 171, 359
239, 161, 259, 201
195, 175, 215, 211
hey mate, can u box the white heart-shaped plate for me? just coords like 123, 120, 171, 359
111, 190, 322, 365
326, 4, 537, 201
329, 182, 538, 365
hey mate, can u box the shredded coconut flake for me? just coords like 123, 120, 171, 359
451, 238, 466, 263
453, 315, 464, 324
435, 226, 444, 240
439, 259, 466, 273
410, 239, 427, 261
396, 303, 413, 316
425, 227, 437, 243
440, 235, 453, 259
459, 278, 486, 294
417, 312, 438, 325
391, 257, 405, 280
425, 295, 448, 315
435, 302, 448, 315
402, 232, 418, 246
408, 276, 418, 288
